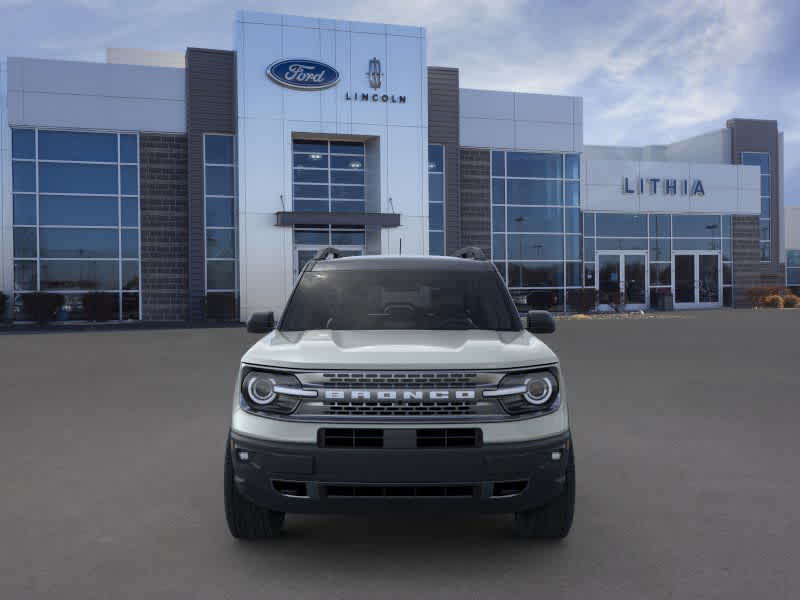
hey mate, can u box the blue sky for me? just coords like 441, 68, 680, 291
2, 0, 798, 204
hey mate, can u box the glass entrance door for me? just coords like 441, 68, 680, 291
596, 252, 648, 310
672, 252, 721, 308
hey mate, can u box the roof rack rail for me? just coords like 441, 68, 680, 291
450, 246, 487, 260
312, 247, 347, 260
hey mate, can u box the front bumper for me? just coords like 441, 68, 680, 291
229, 430, 572, 514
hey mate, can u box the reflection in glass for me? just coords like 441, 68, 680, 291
14, 261, 37, 291
507, 262, 564, 287
206, 229, 236, 258
507, 152, 562, 178
39, 163, 118, 194
205, 135, 234, 164
40, 195, 118, 226
38, 130, 117, 162
40, 260, 119, 290
39, 228, 118, 258
13, 194, 36, 225
596, 213, 647, 237
507, 235, 564, 260
207, 260, 236, 290
13, 228, 37, 258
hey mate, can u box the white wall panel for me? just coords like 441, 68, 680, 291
460, 89, 514, 120
460, 117, 514, 149
514, 121, 574, 152
514, 92, 572, 123
349, 33, 388, 126
387, 34, 422, 127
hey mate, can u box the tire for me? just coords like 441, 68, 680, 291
514, 446, 575, 539
224, 434, 285, 539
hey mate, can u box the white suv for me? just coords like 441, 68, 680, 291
224, 250, 574, 539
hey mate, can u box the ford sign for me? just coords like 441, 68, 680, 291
267, 59, 340, 90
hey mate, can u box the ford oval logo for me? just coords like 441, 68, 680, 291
267, 59, 340, 90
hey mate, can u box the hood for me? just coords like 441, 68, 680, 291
241, 329, 558, 370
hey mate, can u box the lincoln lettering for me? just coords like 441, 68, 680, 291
623, 177, 704, 196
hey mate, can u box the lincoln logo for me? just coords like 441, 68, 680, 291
266, 59, 341, 90
323, 390, 476, 401
367, 57, 382, 89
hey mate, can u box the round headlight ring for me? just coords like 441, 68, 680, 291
246, 374, 276, 405
523, 374, 554, 405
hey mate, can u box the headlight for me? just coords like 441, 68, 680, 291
240, 368, 317, 414
483, 369, 559, 415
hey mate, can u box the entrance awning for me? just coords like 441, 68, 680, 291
275, 211, 401, 227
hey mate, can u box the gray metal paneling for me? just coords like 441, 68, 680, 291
427, 67, 460, 253
186, 48, 237, 321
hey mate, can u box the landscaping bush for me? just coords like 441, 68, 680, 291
747, 287, 789, 307
21, 292, 65, 324
82, 292, 118, 322
762, 295, 784, 309
782, 294, 799, 308
0, 291, 7, 322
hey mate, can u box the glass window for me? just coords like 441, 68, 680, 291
491, 151, 505, 177
121, 165, 139, 195
13, 228, 37, 258
566, 262, 581, 287
207, 260, 236, 290
595, 213, 647, 237
40, 260, 119, 290
760, 175, 770, 197
293, 140, 328, 154
120, 134, 138, 163
759, 219, 770, 241
596, 238, 647, 251
330, 141, 364, 155
565, 208, 580, 233
38, 130, 117, 162
493, 235, 506, 260
331, 185, 364, 200
39, 195, 118, 226
122, 293, 140, 320
206, 197, 234, 227
721, 215, 732, 237
584, 262, 595, 287
761, 197, 770, 219
39, 163, 118, 194
206, 166, 235, 196
331, 170, 364, 185
723, 263, 732, 285
294, 153, 329, 168
428, 173, 444, 203
12, 161, 36, 192
723, 287, 732, 307
492, 179, 505, 205
583, 213, 595, 237
428, 145, 444, 172
507, 206, 563, 233
673, 238, 721, 251
583, 238, 594, 262
207, 229, 236, 258
565, 181, 580, 206
121, 229, 139, 258
205, 135, 234, 164
649, 238, 671, 261
673, 214, 720, 237
12, 129, 35, 159
565, 154, 580, 180
649, 214, 671, 238
507, 180, 562, 205
121, 198, 139, 227
741, 152, 769, 174
507, 234, 564, 260
760, 242, 770, 261
332, 201, 365, 213
507, 262, 564, 287
507, 152, 562, 178
294, 184, 329, 199
787, 251, 800, 268
122, 261, 139, 290
331, 230, 366, 246
722, 238, 732, 262
294, 229, 329, 245
429, 203, 444, 230
565, 235, 581, 261
14, 261, 37, 291
492, 207, 505, 232
39, 228, 118, 258
332, 155, 363, 170
293, 168, 328, 184
429, 232, 444, 256
295, 200, 328, 212
13, 194, 36, 225
650, 264, 671, 286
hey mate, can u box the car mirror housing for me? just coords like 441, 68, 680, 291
247, 311, 275, 334
526, 310, 555, 334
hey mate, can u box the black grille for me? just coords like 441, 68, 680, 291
324, 399, 477, 417
416, 428, 481, 448
324, 484, 476, 498
491, 480, 528, 497
319, 372, 479, 388
272, 480, 309, 497
319, 428, 383, 448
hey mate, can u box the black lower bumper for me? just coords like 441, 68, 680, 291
229, 430, 572, 514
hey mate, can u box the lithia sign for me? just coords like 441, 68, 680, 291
267, 57, 407, 103
623, 177, 705, 196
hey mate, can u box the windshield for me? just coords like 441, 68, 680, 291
280, 267, 521, 331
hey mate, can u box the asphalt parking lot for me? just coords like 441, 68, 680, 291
1, 309, 799, 599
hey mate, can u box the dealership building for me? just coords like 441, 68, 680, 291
0, 11, 793, 322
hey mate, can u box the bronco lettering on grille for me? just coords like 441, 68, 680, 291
322, 390, 477, 401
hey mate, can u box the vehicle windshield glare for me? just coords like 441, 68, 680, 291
280, 268, 521, 331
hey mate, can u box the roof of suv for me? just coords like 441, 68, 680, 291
308, 255, 496, 272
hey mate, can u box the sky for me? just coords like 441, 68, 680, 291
1, 0, 798, 205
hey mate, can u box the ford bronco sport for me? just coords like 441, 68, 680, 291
225, 248, 574, 539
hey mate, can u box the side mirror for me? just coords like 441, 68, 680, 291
526, 310, 555, 334
247, 311, 275, 334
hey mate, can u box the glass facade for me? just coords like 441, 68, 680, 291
292, 226, 365, 275
11, 128, 141, 320
204, 134, 238, 300
491, 150, 580, 310
292, 140, 365, 213
428, 144, 445, 255
583, 212, 734, 307
788, 250, 800, 289
742, 152, 770, 261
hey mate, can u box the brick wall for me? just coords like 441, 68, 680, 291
139, 134, 189, 321
459, 149, 491, 257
